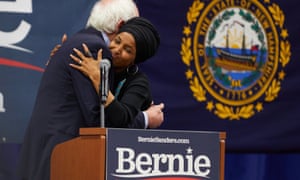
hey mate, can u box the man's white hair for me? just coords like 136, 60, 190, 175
86, 0, 139, 34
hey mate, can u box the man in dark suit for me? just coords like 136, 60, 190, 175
17, 0, 163, 180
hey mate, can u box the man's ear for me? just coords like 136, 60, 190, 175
116, 20, 125, 32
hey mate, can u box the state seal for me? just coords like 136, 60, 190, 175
181, 0, 291, 120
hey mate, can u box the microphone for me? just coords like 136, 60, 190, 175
100, 59, 111, 104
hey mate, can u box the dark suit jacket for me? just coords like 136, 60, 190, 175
17, 27, 146, 180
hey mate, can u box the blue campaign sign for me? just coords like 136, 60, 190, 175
106, 128, 224, 179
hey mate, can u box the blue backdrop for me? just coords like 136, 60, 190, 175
1, 0, 300, 179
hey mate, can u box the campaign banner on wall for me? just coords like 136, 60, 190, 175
0, 0, 95, 143
106, 128, 223, 179
1, 0, 300, 152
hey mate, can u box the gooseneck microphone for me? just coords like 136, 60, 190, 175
100, 59, 111, 103
100, 59, 111, 127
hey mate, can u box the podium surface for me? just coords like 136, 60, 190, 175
51, 128, 225, 180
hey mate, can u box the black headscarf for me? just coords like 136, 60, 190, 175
119, 17, 160, 64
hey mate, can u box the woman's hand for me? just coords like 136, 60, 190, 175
50, 34, 67, 57
69, 43, 103, 93
46, 34, 67, 66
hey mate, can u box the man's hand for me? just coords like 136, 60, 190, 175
146, 103, 165, 128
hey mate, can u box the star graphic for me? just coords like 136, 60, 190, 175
206, 101, 214, 111
280, 29, 289, 39
256, 102, 263, 112
186, 147, 193, 154
185, 69, 194, 79
183, 26, 192, 36
278, 70, 286, 80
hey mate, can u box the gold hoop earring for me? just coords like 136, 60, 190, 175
126, 64, 138, 75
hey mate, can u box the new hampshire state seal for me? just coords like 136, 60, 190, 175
181, 0, 290, 120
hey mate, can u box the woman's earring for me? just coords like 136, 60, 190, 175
127, 64, 139, 75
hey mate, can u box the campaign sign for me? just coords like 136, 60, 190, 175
106, 128, 223, 180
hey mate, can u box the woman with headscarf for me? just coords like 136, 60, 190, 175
70, 17, 160, 127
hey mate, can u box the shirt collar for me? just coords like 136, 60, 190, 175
100, 31, 110, 46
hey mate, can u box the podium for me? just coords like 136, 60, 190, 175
50, 128, 106, 180
51, 128, 226, 180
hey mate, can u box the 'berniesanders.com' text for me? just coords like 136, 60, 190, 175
138, 136, 190, 144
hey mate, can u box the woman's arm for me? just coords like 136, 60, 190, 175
69, 44, 115, 107
105, 73, 152, 127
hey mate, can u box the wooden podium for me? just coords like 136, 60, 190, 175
51, 128, 226, 180
50, 128, 107, 180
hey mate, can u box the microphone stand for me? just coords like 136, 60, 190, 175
100, 104, 105, 128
